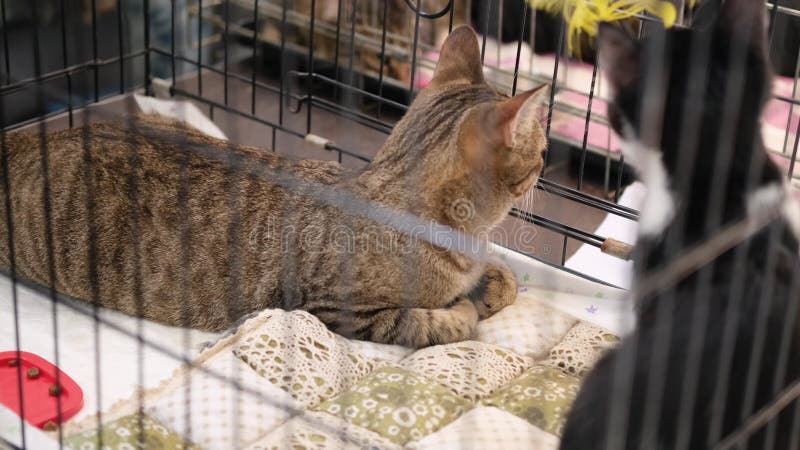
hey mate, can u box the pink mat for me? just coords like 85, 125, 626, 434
416, 41, 800, 183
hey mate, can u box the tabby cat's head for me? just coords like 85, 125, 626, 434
368, 26, 547, 231
597, 0, 773, 236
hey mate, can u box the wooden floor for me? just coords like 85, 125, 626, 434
20, 61, 617, 267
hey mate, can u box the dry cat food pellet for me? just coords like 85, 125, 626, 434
7, 359, 18, 367
42, 421, 58, 432
26, 367, 40, 379
49, 384, 62, 396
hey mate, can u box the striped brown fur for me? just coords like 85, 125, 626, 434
0, 26, 546, 347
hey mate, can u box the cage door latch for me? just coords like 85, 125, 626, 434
601, 237, 634, 261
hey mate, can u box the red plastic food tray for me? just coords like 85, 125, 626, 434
0, 351, 83, 429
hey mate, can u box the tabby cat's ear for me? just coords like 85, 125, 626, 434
491, 84, 549, 147
597, 23, 640, 93
432, 25, 484, 85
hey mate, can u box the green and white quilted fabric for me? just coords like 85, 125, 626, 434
59, 243, 628, 450
61, 293, 618, 450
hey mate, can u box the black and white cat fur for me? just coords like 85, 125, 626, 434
561, 0, 800, 449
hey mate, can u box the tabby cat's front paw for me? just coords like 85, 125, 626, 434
469, 265, 518, 320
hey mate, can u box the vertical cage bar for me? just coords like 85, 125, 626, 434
674, 266, 717, 450
496, 0, 502, 66
197, 0, 203, 96
768, 0, 782, 48
306, 0, 316, 134
122, 113, 146, 446
789, 398, 800, 449
80, 109, 105, 449
528, 5, 535, 74
543, 21, 565, 170
177, 131, 194, 449
274, 0, 288, 151
0, 0, 9, 84
408, 0, 423, 98
737, 228, 783, 440
376, 0, 388, 119
510, 2, 527, 96
562, 58, 600, 266
707, 52, 779, 443
345, 0, 358, 102
145, 0, 152, 93
706, 241, 752, 445
172, 0, 177, 87
66, 4, 107, 440
91, 0, 100, 102
603, 329, 638, 450
480, 0, 493, 63
226, 149, 244, 450
278, 0, 289, 126
250, 0, 259, 115
223, 0, 230, 105
781, 47, 800, 155
639, 25, 713, 447
118, 0, 127, 93
605, 21, 669, 449
447, 0, 454, 32
614, 154, 624, 203
31, 0, 66, 445
787, 115, 800, 181
0, 85, 25, 450
59, 0, 73, 127
763, 265, 800, 447
332, 0, 343, 99
576, 61, 599, 192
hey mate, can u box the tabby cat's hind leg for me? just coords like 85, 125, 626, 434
364, 297, 479, 348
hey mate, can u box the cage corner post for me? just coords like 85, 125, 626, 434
144, 0, 152, 96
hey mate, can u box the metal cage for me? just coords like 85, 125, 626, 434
1, 0, 800, 448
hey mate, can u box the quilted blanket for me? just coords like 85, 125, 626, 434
49, 245, 631, 450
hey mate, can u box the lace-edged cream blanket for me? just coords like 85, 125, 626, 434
53, 244, 631, 450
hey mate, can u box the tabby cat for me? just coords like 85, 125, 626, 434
260, 0, 467, 84
561, 0, 800, 448
0, 26, 546, 348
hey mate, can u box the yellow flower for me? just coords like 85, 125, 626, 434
529, 0, 684, 56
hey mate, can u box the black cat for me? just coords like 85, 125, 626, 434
560, 0, 800, 449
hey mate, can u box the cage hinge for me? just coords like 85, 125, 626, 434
304, 133, 332, 148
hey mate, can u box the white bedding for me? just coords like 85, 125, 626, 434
0, 276, 219, 424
